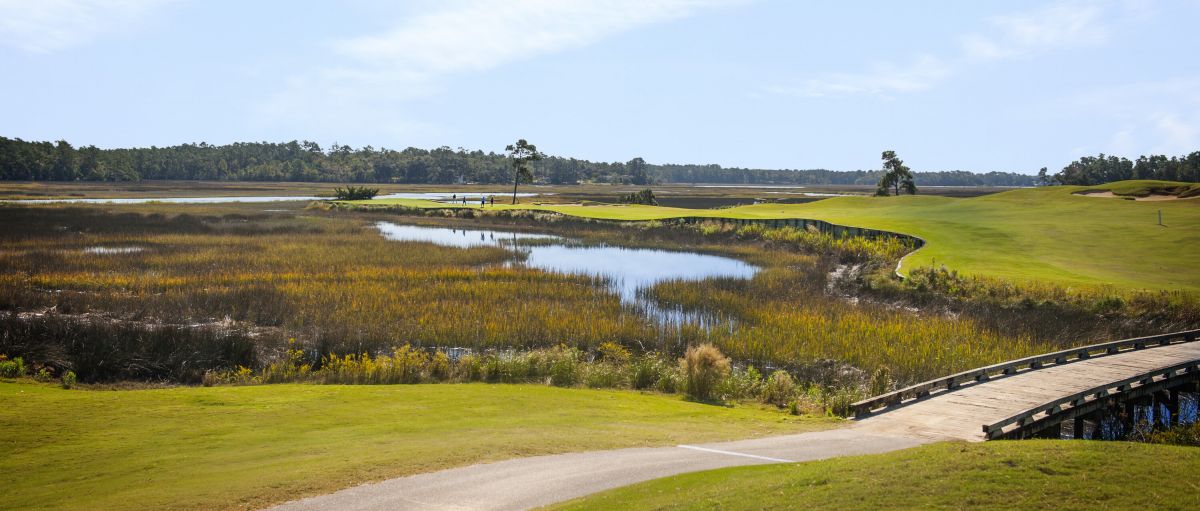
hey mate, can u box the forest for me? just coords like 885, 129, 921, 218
1046, 152, 1200, 185
0, 136, 1037, 186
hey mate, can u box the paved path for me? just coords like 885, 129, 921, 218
265, 429, 926, 511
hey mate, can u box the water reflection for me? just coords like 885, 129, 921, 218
84, 246, 145, 254
375, 222, 758, 328
375, 223, 559, 248
3, 191, 538, 204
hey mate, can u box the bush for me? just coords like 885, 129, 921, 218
1143, 422, 1200, 446
547, 348, 582, 387
0, 355, 24, 378
869, 366, 893, 396
202, 370, 218, 387
584, 363, 627, 388
597, 341, 631, 365
822, 386, 864, 417
618, 189, 658, 205
654, 366, 684, 394
760, 370, 796, 407
332, 186, 380, 200
33, 368, 52, 382
61, 371, 77, 389
679, 344, 731, 401
629, 355, 671, 390
718, 365, 762, 400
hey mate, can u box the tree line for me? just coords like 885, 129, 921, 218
1042, 152, 1200, 185
1, 136, 1039, 186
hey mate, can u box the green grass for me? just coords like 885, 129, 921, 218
0, 381, 829, 511
550, 440, 1200, 511
352, 181, 1200, 291
1077, 179, 1200, 198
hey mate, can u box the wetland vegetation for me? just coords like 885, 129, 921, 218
3, 184, 1194, 410
1, 181, 1197, 511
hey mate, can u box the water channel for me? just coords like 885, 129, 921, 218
374, 222, 759, 328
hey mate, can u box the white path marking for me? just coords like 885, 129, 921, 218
676, 444, 795, 463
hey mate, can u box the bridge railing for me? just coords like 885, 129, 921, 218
852, 329, 1200, 419
982, 359, 1200, 439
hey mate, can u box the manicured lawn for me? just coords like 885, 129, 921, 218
354, 181, 1200, 291
1078, 179, 1200, 197
551, 440, 1200, 511
0, 381, 827, 511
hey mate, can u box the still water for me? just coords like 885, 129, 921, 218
3, 191, 537, 204
375, 222, 759, 327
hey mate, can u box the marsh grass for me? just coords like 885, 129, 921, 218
0, 202, 1164, 395
866, 265, 1200, 342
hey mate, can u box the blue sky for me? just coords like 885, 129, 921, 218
1, 0, 1198, 173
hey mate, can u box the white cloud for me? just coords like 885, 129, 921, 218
767, 55, 950, 98
334, 0, 737, 79
772, 1, 1118, 99
262, 0, 740, 134
1153, 113, 1200, 154
0, 0, 170, 53
961, 2, 1108, 60
1069, 79, 1200, 156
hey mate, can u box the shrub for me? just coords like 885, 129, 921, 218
869, 366, 893, 396
201, 370, 218, 387
629, 355, 671, 390
693, 221, 731, 237
679, 344, 731, 400
429, 351, 450, 381
584, 363, 626, 388
332, 186, 379, 200
760, 370, 796, 407
654, 366, 684, 394
618, 189, 658, 205
718, 365, 762, 400
547, 348, 581, 387
0, 355, 24, 378
822, 386, 864, 417
34, 368, 52, 382
597, 341, 631, 365
61, 371, 77, 389
1143, 422, 1200, 447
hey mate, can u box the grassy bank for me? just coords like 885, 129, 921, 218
551, 440, 1200, 510
352, 181, 1200, 291
0, 381, 829, 510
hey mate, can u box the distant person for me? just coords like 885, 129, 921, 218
451, 193, 456, 201
481, 196, 486, 207
490, 195, 495, 206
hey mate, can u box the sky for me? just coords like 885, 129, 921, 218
1, 0, 1198, 173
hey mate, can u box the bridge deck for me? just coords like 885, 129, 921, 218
854, 341, 1200, 441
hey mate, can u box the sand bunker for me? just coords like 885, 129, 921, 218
1077, 191, 1196, 201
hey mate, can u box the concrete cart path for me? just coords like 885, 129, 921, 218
265, 428, 926, 511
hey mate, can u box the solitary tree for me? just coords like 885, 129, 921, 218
876, 150, 916, 196
1036, 167, 1051, 186
506, 139, 545, 204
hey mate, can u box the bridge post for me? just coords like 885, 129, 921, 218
1167, 389, 1181, 426
1124, 400, 1138, 426
1072, 416, 1087, 439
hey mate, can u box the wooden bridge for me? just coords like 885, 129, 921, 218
851, 330, 1200, 441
